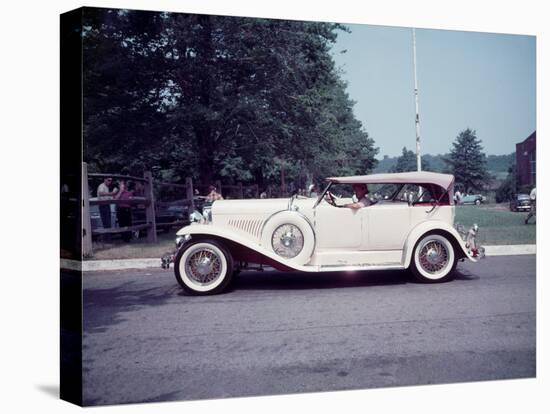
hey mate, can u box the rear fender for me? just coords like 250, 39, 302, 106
402, 221, 476, 268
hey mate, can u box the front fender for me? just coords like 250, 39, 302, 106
176, 224, 315, 272
402, 220, 476, 268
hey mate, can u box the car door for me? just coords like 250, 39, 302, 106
314, 201, 365, 249
363, 202, 411, 250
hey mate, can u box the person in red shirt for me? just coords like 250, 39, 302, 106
115, 179, 134, 241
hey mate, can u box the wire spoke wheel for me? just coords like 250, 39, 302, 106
175, 240, 233, 295
412, 234, 456, 282
271, 223, 304, 259
419, 240, 449, 274
185, 248, 223, 286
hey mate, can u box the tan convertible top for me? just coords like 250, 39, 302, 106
327, 171, 454, 189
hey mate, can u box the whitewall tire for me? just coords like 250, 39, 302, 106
410, 234, 457, 283
174, 240, 234, 295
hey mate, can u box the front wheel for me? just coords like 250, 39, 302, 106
174, 240, 234, 295
410, 234, 457, 283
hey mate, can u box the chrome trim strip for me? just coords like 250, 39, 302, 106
317, 263, 405, 272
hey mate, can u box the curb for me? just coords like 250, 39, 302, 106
484, 244, 536, 257
62, 244, 536, 272
62, 258, 161, 272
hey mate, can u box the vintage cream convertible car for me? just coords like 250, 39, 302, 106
162, 172, 484, 295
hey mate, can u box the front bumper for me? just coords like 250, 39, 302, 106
160, 234, 192, 269
516, 205, 531, 211
456, 223, 485, 260
161, 252, 175, 269
469, 245, 485, 259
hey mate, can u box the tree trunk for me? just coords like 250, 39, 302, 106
195, 15, 215, 186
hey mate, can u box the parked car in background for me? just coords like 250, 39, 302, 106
163, 172, 485, 295
509, 193, 532, 212
90, 197, 198, 238
134, 198, 207, 234
460, 194, 486, 205
155, 202, 189, 231
89, 203, 117, 232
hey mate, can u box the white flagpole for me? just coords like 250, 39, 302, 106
412, 28, 422, 172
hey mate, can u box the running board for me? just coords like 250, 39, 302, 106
315, 263, 406, 272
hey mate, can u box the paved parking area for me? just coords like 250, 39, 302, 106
82, 255, 535, 405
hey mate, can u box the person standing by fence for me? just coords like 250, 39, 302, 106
97, 177, 118, 229
116, 179, 134, 241
206, 185, 223, 202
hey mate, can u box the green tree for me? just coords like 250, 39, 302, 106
495, 164, 517, 203
444, 129, 490, 193
389, 147, 430, 172
81, 8, 378, 190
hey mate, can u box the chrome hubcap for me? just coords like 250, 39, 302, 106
419, 240, 449, 274
196, 256, 213, 276
185, 248, 222, 285
281, 231, 296, 248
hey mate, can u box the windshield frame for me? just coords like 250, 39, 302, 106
313, 181, 333, 209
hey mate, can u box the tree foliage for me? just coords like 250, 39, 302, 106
389, 147, 431, 173
495, 164, 517, 203
443, 129, 490, 193
375, 152, 513, 175
82, 8, 378, 189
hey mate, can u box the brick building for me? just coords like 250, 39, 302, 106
516, 131, 536, 188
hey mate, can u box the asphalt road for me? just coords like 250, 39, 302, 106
82, 255, 536, 406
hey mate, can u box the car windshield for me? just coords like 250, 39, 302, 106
316, 181, 442, 207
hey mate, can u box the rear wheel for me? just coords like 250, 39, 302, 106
174, 240, 234, 295
410, 234, 457, 283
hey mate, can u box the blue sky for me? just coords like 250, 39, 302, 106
331, 24, 536, 158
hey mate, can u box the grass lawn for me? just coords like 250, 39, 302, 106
87, 204, 536, 260
455, 204, 536, 245
90, 231, 178, 260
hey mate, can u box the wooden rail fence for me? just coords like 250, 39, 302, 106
82, 162, 260, 257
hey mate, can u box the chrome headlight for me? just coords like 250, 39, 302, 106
189, 210, 203, 223
175, 234, 191, 248
202, 206, 212, 223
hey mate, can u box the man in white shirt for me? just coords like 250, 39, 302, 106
454, 190, 462, 204
97, 177, 118, 228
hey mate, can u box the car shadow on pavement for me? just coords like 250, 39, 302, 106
453, 266, 481, 281
232, 269, 410, 291
232, 266, 480, 292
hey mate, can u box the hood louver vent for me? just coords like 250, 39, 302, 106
228, 218, 264, 239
